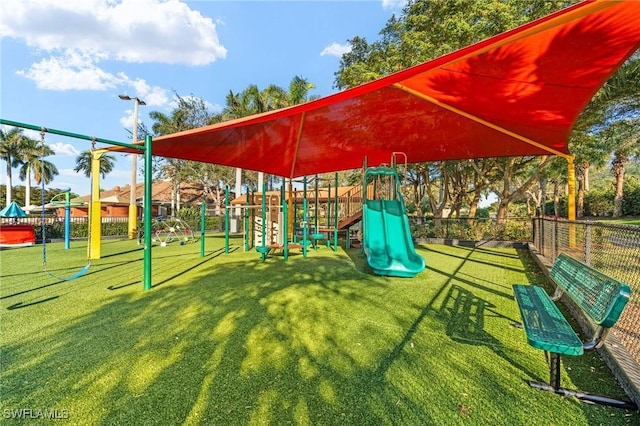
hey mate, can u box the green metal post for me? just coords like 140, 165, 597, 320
303, 176, 308, 258
143, 135, 152, 290
327, 182, 332, 230
200, 201, 206, 257
362, 157, 368, 255
293, 187, 298, 243
314, 175, 319, 250
303, 198, 308, 258
244, 190, 250, 252
261, 182, 267, 262
334, 172, 338, 252
224, 186, 230, 254
283, 196, 288, 262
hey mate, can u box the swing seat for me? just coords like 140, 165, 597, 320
256, 246, 270, 254
46, 263, 91, 282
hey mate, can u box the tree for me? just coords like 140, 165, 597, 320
17, 137, 56, 206
605, 120, 640, 217
333, 0, 575, 220
568, 54, 640, 217
0, 127, 24, 206
149, 94, 219, 214
216, 76, 318, 193
74, 150, 116, 178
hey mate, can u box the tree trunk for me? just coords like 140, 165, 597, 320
583, 161, 590, 192
176, 181, 181, 213
553, 180, 560, 217
5, 159, 12, 206
539, 176, 547, 216
170, 185, 176, 216
467, 193, 480, 220
495, 156, 550, 224
25, 166, 31, 207
496, 198, 510, 224
576, 164, 584, 218
612, 153, 626, 218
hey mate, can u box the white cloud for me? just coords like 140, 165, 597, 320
320, 42, 351, 57
1, 0, 226, 92
381, 0, 407, 9
50, 142, 81, 156
130, 79, 169, 107
16, 49, 126, 91
0, 0, 226, 65
58, 168, 81, 177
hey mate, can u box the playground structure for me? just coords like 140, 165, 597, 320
137, 217, 197, 247
0, 201, 36, 248
225, 155, 425, 277
2, 0, 638, 288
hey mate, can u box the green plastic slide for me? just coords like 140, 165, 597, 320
363, 199, 425, 277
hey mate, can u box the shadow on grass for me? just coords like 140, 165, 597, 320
2, 244, 630, 424
7, 296, 59, 310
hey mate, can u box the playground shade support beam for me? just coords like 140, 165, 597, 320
143, 135, 152, 290
225, 186, 230, 254
200, 201, 206, 258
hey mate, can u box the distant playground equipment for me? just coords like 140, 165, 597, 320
48, 187, 85, 250
223, 153, 425, 277
0, 201, 36, 248
137, 217, 196, 247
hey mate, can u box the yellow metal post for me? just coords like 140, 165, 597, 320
567, 156, 577, 247
566, 156, 576, 221
88, 150, 106, 260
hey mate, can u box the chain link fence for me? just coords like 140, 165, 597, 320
409, 217, 532, 242
532, 217, 640, 402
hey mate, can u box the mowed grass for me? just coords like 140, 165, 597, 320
0, 235, 636, 425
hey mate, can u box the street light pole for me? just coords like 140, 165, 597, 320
119, 94, 146, 239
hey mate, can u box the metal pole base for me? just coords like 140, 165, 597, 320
529, 381, 638, 410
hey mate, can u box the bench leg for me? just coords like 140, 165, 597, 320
549, 352, 561, 389
529, 352, 637, 410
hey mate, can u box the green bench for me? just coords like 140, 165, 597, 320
512, 253, 636, 410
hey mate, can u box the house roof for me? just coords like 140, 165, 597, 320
74, 181, 217, 205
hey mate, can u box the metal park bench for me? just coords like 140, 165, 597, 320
512, 253, 637, 410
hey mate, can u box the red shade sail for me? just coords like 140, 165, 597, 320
115, 0, 640, 178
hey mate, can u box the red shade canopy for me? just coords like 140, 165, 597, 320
116, 0, 640, 178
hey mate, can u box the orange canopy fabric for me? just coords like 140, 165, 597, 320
118, 0, 640, 178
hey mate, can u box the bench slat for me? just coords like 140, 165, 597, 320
550, 254, 631, 327
513, 284, 583, 356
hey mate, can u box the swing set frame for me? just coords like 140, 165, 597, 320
0, 118, 155, 290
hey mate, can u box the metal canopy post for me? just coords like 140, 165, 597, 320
143, 135, 153, 291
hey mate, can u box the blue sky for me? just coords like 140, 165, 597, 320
1, 0, 406, 199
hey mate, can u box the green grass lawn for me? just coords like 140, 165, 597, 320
0, 236, 636, 425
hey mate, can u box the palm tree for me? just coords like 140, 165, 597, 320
0, 127, 24, 206
32, 157, 59, 189
74, 150, 116, 178
17, 137, 54, 206
220, 76, 318, 190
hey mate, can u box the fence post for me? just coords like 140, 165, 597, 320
585, 224, 592, 266
552, 218, 557, 260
